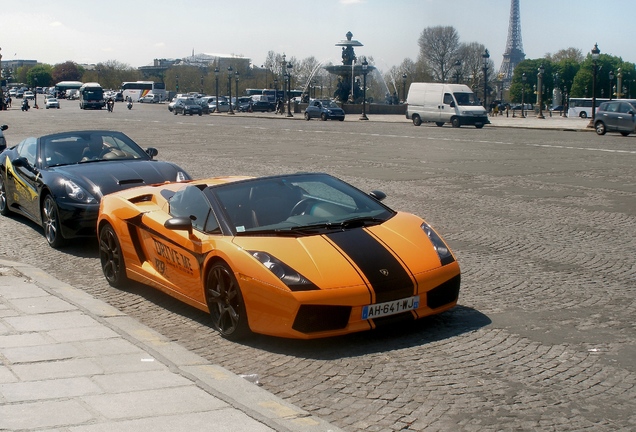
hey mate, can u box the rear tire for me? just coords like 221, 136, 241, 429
99, 223, 129, 288
412, 115, 422, 126
0, 174, 10, 216
595, 121, 606, 135
304, 112, 310, 120
580, 111, 587, 119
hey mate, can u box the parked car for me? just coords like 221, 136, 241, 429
173, 98, 203, 116
113, 92, 124, 102
97, 172, 460, 340
304, 99, 345, 121
193, 98, 211, 114
168, 97, 187, 112
251, 100, 275, 112
211, 100, 231, 113
139, 93, 160, 103
44, 97, 60, 109
0, 130, 190, 248
594, 100, 636, 136
24, 91, 35, 100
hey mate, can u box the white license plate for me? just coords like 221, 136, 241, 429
362, 296, 420, 320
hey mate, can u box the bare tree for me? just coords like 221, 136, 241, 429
418, 26, 460, 82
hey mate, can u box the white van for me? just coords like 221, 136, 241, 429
406, 83, 489, 128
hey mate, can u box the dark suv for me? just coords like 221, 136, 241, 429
173, 98, 203, 116
594, 100, 636, 136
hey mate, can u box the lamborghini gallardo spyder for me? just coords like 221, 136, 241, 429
97, 172, 461, 340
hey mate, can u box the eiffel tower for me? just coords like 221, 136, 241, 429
499, 0, 525, 88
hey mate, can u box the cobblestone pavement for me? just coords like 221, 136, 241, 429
0, 101, 634, 431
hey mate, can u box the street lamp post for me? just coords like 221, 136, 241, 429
214, 67, 219, 113
616, 68, 623, 99
200, 75, 203, 95
402, 74, 407, 103
235, 71, 239, 112
227, 66, 234, 114
281, 54, 287, 106
590, 43, 600, 125
175, 75, 179, 94
454, 60, 461, 84
34, 77, 39, 109
286, 62, 293, 117
482, 49, 490, 110
0, 47, 4, 111
609, 70, 614, 100
360, 57, 369, 121
537, 64, 545, 119
521, 73, 527, 118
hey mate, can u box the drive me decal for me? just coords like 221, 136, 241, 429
152, 238, 193, 275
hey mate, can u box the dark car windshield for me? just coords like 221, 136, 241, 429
454, 92, 480, 106
210, 173, 394, 235
41, 131, 151, 167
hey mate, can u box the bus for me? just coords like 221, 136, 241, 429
120, 81, 167, 102
79, 82, 105, 109
54, 81, 83, 99
246, 88, 303, 103
568, 97, 609, 118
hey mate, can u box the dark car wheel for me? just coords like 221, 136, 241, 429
205, 262, 250, 340
580, 111, 587, 119
321, 113, 327, 121
412, 115, 422, 126
304, 112, 311, 120
451, 117, 461, 128
42, 194, 66, 248
0, 174, 10, 216
435, 122, 444, 127
99, 224, 129, 288
595, 121, 606, 135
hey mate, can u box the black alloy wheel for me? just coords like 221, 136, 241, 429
42, 194, 66, 248
99, 224, 128, 288
205, 262, 250, 340
595, 121, 606, 135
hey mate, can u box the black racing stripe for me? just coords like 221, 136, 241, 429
326, 229, 414, 303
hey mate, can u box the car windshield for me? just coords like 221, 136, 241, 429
210, 173, 394, 235
321, 100, 339, 108
453, 92, 480, 106
41, 131, 151, 167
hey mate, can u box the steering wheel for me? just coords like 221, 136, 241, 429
289, 198, 317, 216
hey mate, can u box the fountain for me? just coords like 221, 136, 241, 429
324, 32, 375, 103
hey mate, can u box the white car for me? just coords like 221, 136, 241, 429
45, 97, 60, 109
139, 93, 160, 103
24, 91, 35, 100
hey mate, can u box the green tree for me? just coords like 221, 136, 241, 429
52, 61, 83, 83
509, 59, 554, 105
26, 64, 54, 88
571, 54, 634, 99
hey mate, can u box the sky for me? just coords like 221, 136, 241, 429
2, 0, 634, 75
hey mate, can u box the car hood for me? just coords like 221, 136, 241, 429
50, 160, 185, 200
232, 213, 444, 299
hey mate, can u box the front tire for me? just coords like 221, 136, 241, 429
451, 117, 461, 128
99, 224, 129, 288
304, 112, 311, 120
321, 113, 327, 121
205, 262, 250, 340
42, 194, 66, 248
580, 111, 587, 119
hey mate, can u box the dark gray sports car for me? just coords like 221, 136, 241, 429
0, 130, 190, 248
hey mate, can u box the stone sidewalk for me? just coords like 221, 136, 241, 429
0, 259, 343, 432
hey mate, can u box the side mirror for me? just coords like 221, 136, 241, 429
11, 156, 29, 168
369, 190, 386, 201
450, 101, 456, 108
146, 147, 158, 159
164, 216, 193, 236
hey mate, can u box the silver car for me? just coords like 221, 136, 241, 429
594, 100, 636, 136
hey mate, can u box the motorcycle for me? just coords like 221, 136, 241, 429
21, 99, 30, 111
127, 100, 133, 110
106, 99, 114, 112
0, 124, 8, 152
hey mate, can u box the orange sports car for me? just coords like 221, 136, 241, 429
97, 172, 460, 340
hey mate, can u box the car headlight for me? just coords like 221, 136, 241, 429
249, 251, 318, 291
64, 180, 97, 204
421, 222, 455, 265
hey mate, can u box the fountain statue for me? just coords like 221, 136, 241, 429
324, 32, 375, 103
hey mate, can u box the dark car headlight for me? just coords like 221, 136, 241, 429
249, 251, 318, 291
64, 180, 97, 204
421, 222, 455, 265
